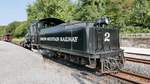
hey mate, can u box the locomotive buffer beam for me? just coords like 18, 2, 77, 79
96, 50, 124, 73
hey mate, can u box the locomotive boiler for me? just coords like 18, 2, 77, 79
25, 17, 125, 73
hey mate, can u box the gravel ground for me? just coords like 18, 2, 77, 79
124, 53, 150, 77
0, 41, 89, 84
43, 58, 127, 84
123, 61, 150, 78
0, 41, 143, 84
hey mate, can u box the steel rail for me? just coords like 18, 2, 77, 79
126, 57, 150, 65
108, 70, 150, 84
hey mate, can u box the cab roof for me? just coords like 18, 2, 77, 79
38, 17, 65, 25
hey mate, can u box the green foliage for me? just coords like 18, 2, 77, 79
26, 0, 76, 22
127, 0, 150, 27
74, 0, 106, 21
26, 0, 150, 33
1, 0, 150, 39
0, 21, 28, 38
121, 26, 150, 33
0, 26, 5, 36
14, 22, 28, 38
5, 21, 21, 35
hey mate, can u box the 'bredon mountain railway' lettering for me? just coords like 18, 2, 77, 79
40, 37, 78, 42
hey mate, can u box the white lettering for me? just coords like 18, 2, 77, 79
104, 32, 110, 42
40, 37, 78, 42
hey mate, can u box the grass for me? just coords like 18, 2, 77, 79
12, 37, 25, 45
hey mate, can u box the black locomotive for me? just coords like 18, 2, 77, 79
25, 17, 125, 73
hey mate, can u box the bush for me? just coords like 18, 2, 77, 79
14, 22, 28, 38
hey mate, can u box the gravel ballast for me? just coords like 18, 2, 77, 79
124, 53, 150, 77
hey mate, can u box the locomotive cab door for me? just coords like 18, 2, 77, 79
30, 23, 39, 45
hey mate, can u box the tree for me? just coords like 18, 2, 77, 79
25, 0, 150, 33
26, 0, 76, 22
5, 21, 22, 35
0, 26, 5, 36
128, 0, 150, 28
75, 0, 106, 21
14, 22, 28, 37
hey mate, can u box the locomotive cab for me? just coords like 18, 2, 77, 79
28, 18, 65, 49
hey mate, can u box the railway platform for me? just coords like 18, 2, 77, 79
0, 41, 90, 84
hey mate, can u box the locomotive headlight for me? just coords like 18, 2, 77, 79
104, 17, 109, 25
94, 16, 109, 27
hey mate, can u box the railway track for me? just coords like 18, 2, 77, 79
108, 70, 150, 84
43, 56, 150, 84
73, 56, 150, 84
126, 57, 150, 65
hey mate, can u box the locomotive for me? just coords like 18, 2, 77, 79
25, 17, 125, 73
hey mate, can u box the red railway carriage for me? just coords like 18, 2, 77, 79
3, 33, 12, 42
0, 36, 2, 40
